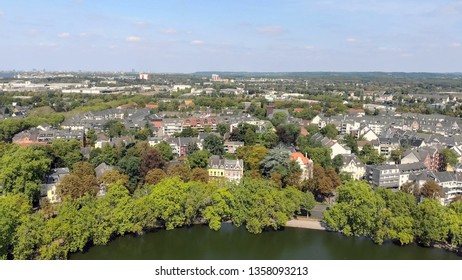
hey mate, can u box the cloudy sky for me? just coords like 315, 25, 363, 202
0, 0, 461, 72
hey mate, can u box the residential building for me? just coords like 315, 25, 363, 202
207, 155, 244, 182
340, 154, 366, 180
41, 168, 70, 203
290, 152, 314, 181
366, 164, 400, 189
224, 141, 244, 154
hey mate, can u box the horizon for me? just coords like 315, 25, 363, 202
1, 0, 461, 72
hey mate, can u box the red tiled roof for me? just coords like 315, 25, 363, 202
290, 152, 310, 164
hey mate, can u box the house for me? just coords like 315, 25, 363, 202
224, 141, 244, 154
310, 133, 350, 159
41, 168, 70, 203
207, 155, 244, 182
290, 152, 314, 181
365, 164, 400, 189
95, 162, 115, 197
401, 147, 444, 172
340, 154, 365, 180
360, 127, 379, 141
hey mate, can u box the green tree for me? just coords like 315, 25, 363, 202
271, 112, 288, 127
236, 145, 268, 171
0, 195, 31, 259
259, 130, 279, 149
244, 128, 257, 146
190, 168, 209, 183
50, 139, 83, 168
440, 148, 458, 170
187, 142, 200, 155
203, 134, 225, 156
359, 144, 385, 165
155, 141, 174, 161
332, 154, 344, 173
217, 123, 230, 136
0, 147, 52, 203
86, 129, 97, 147
276, 124, 300, 146
320, 124, 338, 139
187, 150, 211, 169
414, 199, 451, 246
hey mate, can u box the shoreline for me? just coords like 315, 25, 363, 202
285, 217, 327, 231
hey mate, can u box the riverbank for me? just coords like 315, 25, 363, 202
285, 217, 327, 231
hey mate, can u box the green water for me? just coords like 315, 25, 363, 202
70, 223, 461, 260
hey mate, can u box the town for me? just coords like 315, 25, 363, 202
1, 70, 462, 259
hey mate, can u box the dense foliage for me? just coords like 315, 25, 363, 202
0, 175, 314, 259
324, 181, 462, 249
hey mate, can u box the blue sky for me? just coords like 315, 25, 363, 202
0, 0, 461, 72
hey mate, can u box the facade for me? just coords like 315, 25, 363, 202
401, 147, 444, 172
290, 152, 314, 181
207, 155, 244, 182
340, 154, 366, 180
366, 164, 400, 189
41, 168, 70, 204
224, 141, 244, 154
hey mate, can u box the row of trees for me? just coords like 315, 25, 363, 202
0, 177, 315, 260
324, 181, 462, 249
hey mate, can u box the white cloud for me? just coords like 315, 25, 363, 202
346, 38, 357, 43
256, 25, 284, 34
450, 42, 462, 48
79, 32, 87, 37
0, 11, 4, 17
304, 45, 315, 50
39, 42, 57, 48
134, 21, 151, 28
126, 36, 142, 43
58, 32, 70, 38
190, 40, 204, 45
161, 28, 178, 34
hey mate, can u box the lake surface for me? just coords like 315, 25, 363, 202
71, 223, 461, 260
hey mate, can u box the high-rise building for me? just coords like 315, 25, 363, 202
139, 73, 149, 80
211, 74, 220, 81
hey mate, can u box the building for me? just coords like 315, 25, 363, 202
290, 152, 314, 181
366, 164, 400, 189
224, 141, 244, 154
41, 168, 70, 203
139, 73, 149, 80
401, 147, 444, 172
340, 154, 365, 180
207, 155, 244, 182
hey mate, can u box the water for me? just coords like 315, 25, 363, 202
70, 223, 461, 260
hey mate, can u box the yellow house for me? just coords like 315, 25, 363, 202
207, 155, 244, 182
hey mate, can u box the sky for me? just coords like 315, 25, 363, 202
0, 0, 461, 72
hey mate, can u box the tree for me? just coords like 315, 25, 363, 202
187, 150, 211, 169
259, 130, 279, 149
190, 168, 209, 183
343, 135, 359, 155
217, 123, 230, 136
50, 139, 83, 168
276, 124, 300, 146
305, 124, 320, 135
187, 142, 200, 155
236, 145, 268, 171
271, 112, 288, 127
303, 165, 340, 199
139, 147, 166, 177
320, 124, 338, 139
400, 181, 420, 197
0, 146, 52, 203
0, 195, 31, 259
324, 180, 384, 237
203, 134, 224, 156
166, 163, 190, 182
229, 123, 258, 142
57, 162, 99, 200
244, 128, 257, 146
440, 148, 458, 170
259, 148, 291, 177
144, 169, 167, 185
155, 141, 174, 161
135, 128, 151, 141
303, 147, 332, 168
104, 120, 126, 138
178, 126, 198, 137
359, 144, 386, 165
390, 149, 404, 164
332, 154, 344, 173
421, 180, 443, 199
86, 129, 97, 147
98, 170, 129, 188
414, 199, 451, 246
